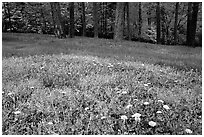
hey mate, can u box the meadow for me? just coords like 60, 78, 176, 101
2, 33, 202, 135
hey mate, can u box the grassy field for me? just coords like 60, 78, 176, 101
2, 33, 202, 135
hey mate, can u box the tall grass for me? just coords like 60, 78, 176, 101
2, 54, 202, 135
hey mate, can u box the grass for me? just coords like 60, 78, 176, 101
2, 33, 202, 135
2, 33, 202, 72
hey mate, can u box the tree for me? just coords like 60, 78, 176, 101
69, 2, 75, 38
114, 2, 125, 41
174, 2, 179, 44
93, 2, 99, 38
186, 2, 199, 47
156, 2, 161, 44
126, 3, 130, 40
138, 2, 142, 41
81, 2, 86, 36
50, 2, 66, 38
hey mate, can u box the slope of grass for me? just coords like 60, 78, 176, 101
2, 54, 202, 135
2, 33, 202, 72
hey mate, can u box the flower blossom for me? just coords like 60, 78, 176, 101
144, 102, 150, 105
132, 113, 142, 122
156, 111, 162, 114
14, 111, 21, 115
158, 100, 164, 103
148, 121, 157, 127
163, 105, 170, 110
185, 128, 193, 134
126, 104, 133, 109
121, 115, 128, 121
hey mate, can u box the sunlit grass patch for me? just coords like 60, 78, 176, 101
2, 54, 202, 135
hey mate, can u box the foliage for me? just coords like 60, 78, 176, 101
2, 2, 202, 46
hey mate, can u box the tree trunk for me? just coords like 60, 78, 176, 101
50, 2, 65, 38
81, 2, 86, 36
190, 2, 199, 47
186, 2, 192, 46
93, 2, 99, 38
138, 2, 142, 41
104, 2, 107, 37
69, 2, 75, 38
126, 3, 131, 40
114, 2, 125, 41
156, 2, 161, 44
174, 2, 179, 45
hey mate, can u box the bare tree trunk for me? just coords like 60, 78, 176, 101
156, 2, 161, 44
138, 2, 142, 41
126, 3, 131, 40
69, 2, 75, 38
174, 2, 179, 45
190, 2, 199, 47
81, 2, 86, 36
93, 2, 99, 38
114, 2, 125, 41
186, 2, 192, 46
50, 2, 65, 38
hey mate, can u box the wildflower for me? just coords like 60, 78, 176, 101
198, 115, 201, 119
30, 86, 34, 89
132, 113, 141, 118
121, 90, 127, 94
148, 121, 157, 127
8, 92, 14, 96
132, 113, 142, 122
144, 84, 148, 87
101, 116, 106, 119
185, 128, 193, 134
85, 107, 89, 111
121, 115, 128, 121
158, 100, 164, 103
14, 111, 21, 115
144, 102, 150, 105
163, 105, 170, 110
126, 104, 133, 109
141, 64, 145, 66
61, 91, 67, 94
156, 111, 162, 114
47, 121, 53, 125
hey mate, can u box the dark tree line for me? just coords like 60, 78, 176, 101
2, 2, 202, 47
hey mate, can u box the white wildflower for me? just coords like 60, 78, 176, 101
47, 121, 53, 125
121, 90, 128, 94
8, 92, 14, 96
144, 84, 148, 87
14, 111, 21, 115
101, 116, 106, 120
148, 121, 157, 127
30, 86, 34, 89
144, 102, 150, 105
156, 111, 162, 114
163, 105, 170, 110
185, 128, 193, 134
132, 113, 141, 118
132, 113, 142, 122
126, 104, 133, 109
85, 107, 89, 111
141, 64, 145, 66
121, 115, 128, 121
158, 100, 164, 103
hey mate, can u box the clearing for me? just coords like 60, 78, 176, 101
2, 33, 202, 135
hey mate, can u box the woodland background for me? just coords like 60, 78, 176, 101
2, 2, 202, 47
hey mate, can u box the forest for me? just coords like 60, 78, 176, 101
2, 2, 202, 47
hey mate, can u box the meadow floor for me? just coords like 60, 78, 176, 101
2, 33, 202, 135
